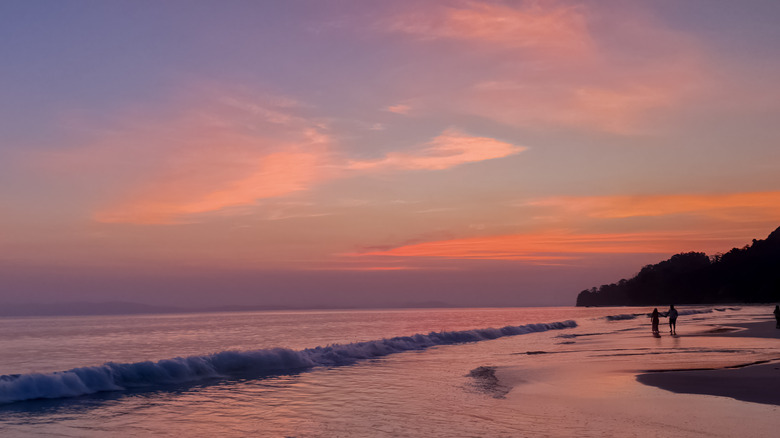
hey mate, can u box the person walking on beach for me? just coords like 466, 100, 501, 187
650, 308, 660, 335
774, 305, 780, 329
668, 305, 678, 335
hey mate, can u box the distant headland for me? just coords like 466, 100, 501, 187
576, 226, 780, 306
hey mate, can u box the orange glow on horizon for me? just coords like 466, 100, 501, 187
311, 266, 422, 272
355, 229, 758, 262
527, 191, 780, 219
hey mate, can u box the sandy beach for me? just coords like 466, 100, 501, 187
636, 321, 780, 406
496, 310, 780, 437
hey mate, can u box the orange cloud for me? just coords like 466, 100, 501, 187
90, 124, 521, 224
464, 72, 694, 134
356, 229, 754, 262
308, 265, 421, 272
566, 86, 674, 134
38, 87, 523, 225
96, 146, 329, 224
386, 104, 412, 114
526, 192, 780, 220
47, 91, 338, 225
348, 191, 780, 263
347, 128, 525, 171
464, 83, 668, 134
386, 1, 592, 54
383, 1, 705, 134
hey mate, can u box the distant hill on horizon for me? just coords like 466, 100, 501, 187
576, 226, 780, 306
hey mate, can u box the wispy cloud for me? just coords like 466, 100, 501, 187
525, 192, 780, 220
32, 91, 524, 225
385, 1, 592, 54
96, 146, 331, 224
35, 91, 337, 225
385, 104, 412, 115
308, 265, 422, 272
354, 229, 754, 262
347, 128, 525, 171
381, 1, 705, 134
348, 190, 780, 263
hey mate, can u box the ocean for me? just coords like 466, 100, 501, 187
0, 306, 773, 436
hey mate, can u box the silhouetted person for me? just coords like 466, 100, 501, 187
668, 305, 678, 335
774, 305, 780, 329
650, 308, 660, 334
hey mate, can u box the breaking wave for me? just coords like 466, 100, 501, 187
605, 308, 716, 321
605, 313, 645, 321
0, 320, 576, 404
677, 309, 716, 316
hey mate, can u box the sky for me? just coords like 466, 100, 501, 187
1, 0, 779, 309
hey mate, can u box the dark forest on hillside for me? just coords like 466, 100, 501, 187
576, 226, 780, 306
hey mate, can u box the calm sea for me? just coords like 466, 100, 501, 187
0, 306, 764, 436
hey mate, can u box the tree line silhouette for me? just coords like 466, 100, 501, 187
576, 226, 780, 306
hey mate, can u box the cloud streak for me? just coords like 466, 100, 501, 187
386, 104, 412, 115
355, 229, 754, 262
96, 146, 331, 224
385, 1, 592, 54
347, 128, 524, 171
34, 92, 525, 225
351, 191, 780, 263
525, 192, 780, 220
382, 1, 706, 134
80, 94, 335, 224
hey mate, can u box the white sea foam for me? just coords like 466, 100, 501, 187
605, 313, 646, 321
604, 308, 715, 321
0, 320, 576, 404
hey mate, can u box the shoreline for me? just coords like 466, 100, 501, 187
491, 312, 780, 435
636, 320, 780, 406
695, 321, 780, 339
636, 361, 780, 406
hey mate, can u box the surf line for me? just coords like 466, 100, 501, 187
0, 320, 577, 404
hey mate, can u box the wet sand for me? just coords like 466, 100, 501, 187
637, 361, 780, 406
637, 320, 780, 406
497, 312, 780, 437
702, 321, 780, 339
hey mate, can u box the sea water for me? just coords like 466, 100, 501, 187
0, 306, 771, 436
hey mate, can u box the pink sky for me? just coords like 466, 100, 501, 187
1, 1, 779, 308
